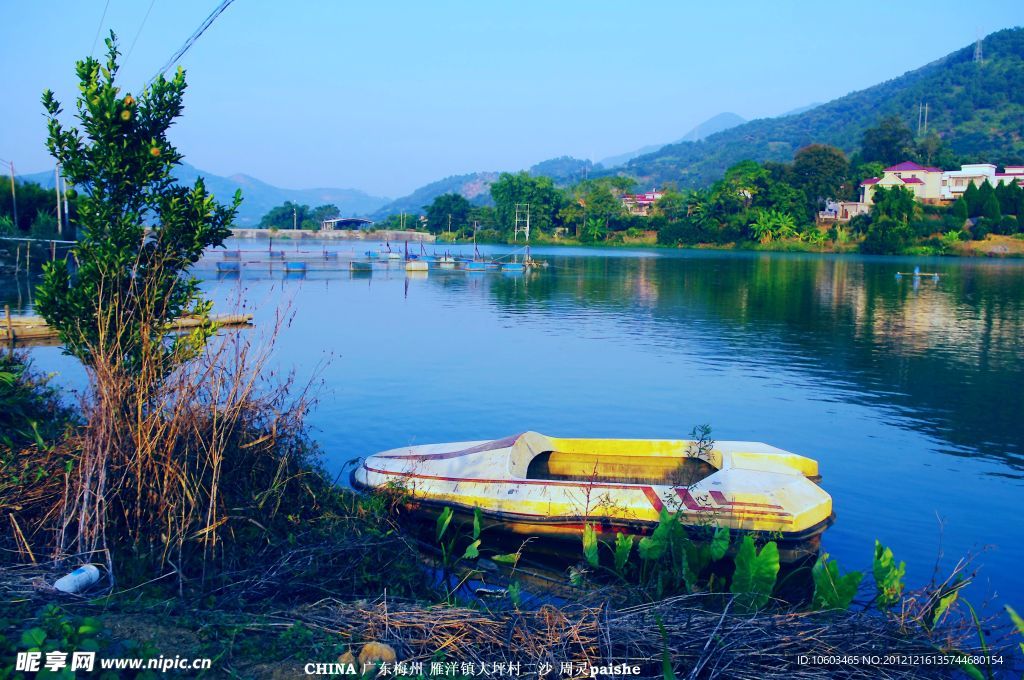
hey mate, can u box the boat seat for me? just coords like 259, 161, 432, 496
525, 451, 717, 485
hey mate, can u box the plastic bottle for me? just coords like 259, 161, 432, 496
53, 564, 101, 593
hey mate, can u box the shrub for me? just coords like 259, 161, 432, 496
971, 219, 991, 241
994, 215, 1019, 235
861, 217, 912, 254
848, 213, 872, 235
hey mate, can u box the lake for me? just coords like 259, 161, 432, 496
5, 240, 1024, 607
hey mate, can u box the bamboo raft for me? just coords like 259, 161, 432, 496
1, 309, 253, 346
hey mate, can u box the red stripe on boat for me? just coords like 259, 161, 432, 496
642, 487, 664, 512
360, 465, 794, 521
675, 487, 715, 512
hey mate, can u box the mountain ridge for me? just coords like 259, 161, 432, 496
16, 163, 391, 227
614, 28, 1024, 188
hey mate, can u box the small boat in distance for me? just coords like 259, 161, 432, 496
353, 431, 834, 563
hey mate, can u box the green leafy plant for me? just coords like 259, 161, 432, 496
811, 553, 863, 610
872, 540, 905, 609
434, 507, 488, 602
730, 535, 780, 612
613, 532, 634, 575
582, 523, 599, 568
925, 578, 963, 631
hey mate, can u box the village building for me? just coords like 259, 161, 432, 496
939, 163, 1024, 201
620, 189, 664, 216
820, 161, 1024, 222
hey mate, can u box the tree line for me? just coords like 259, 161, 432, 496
0, 177, 77, 240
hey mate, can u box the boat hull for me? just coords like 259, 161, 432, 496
353, 432, 834, 563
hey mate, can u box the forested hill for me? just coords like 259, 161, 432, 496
617, 27, 1024, 189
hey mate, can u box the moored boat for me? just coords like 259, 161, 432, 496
352, 431, 834, 562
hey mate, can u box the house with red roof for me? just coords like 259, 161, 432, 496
860, 161, 1024, 206
860, 161, 944, 205
620, 189, 664, 216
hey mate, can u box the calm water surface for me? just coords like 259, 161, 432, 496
6, 240, 1024, 606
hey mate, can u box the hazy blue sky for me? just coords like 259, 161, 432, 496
2, 2, 1022, 198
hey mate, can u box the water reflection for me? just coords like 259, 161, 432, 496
3, 242, 1023, 606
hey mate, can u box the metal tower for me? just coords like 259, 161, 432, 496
513, 203, 530, 243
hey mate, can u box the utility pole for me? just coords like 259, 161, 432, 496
62, 176, 70, 239
55, 166, 63, 233
292, 207, 297, 230
447, 213, 451, 234
8, 161, 18, 229
923, 102, 929, 135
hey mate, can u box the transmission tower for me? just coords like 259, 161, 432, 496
516, 202, 532, 242
974, 36, 983, 63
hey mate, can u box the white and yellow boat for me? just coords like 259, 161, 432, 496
352, 431, 834, 562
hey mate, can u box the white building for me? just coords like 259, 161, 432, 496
940, 164, 1024, 201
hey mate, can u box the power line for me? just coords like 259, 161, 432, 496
90, 0, 112, 56
126, 0, 158, 61
148, 0, 235, 87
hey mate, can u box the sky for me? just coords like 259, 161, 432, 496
2, 1, 1023, 199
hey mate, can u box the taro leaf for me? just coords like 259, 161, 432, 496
582, 523, 599, 568
613, 532, 633, 574
462, 539, 481, 560
928, 583, 960, 630
730, 536, 780, 612
472, 508, 482, 541
872, 540, 905, 609
435, 507, 453, 542
683, 542, 710, 593
508, 581, 522, 608
20, 627, 46, 649
811, 553, 863, 611
492, 553, 519, 566
710, 526, 730, 562
638, 534, 665, 562
1007, 605, 1024, 654
638, 509, 673, 562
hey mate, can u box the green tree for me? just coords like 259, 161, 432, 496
29, 209, 60, 239
861, 216, 912, 254
490, 172, 563, 236
981, 191, 1002, 221
755, 163, 808, 217
952, 198, 969, 223
913, 132, 956, 169
871, 186, 916, 223
995, 182, 1019, 215
36, 34, 238, 375
259, 201, 308, 230
309, 204, 340, 228
792, 144, 849, 214
977, 180, 996, 216
860, 116, 914, 166
424, 192, 471, 233
962, 182, 981, 217
580, 217, 607, 242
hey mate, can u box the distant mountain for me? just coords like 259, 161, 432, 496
18, 163, 390, 226
616, 28, 1024, 189
370, 171, 500, 219
528, 156, 596, 184
777, 102, 823, 117
600, 112, 747, 168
